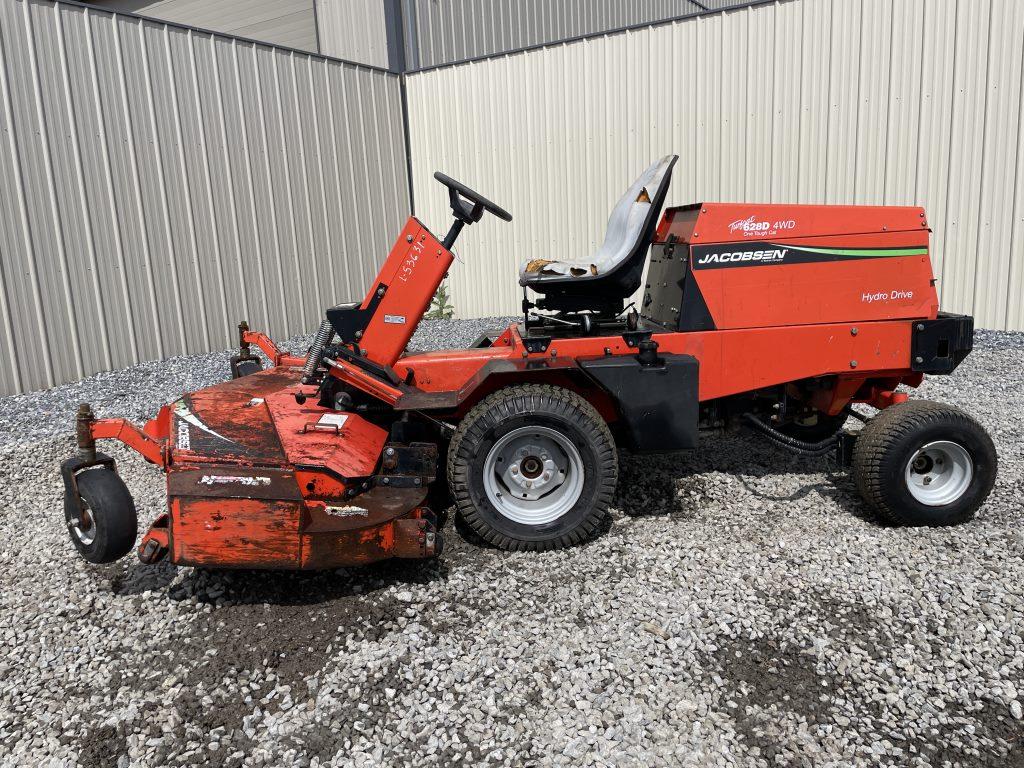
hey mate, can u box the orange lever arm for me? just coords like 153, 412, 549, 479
90, 418, 167, 467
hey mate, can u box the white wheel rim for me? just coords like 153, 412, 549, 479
70, 501, 97, 545
482, 426, 584, 525
904, 440, 974, 506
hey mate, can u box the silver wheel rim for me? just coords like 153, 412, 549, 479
70, 501, 97, 546
482, 426, 584, 525
904, 440, 974, 506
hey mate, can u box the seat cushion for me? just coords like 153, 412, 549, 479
519, 156, 674, 288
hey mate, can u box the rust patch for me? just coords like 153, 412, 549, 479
173, 498, 302, 568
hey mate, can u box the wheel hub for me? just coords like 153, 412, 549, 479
904, 440, 973, 506
69, 503, 97, 546
483, 427, 584, 524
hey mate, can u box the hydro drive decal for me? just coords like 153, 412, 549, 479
692, 243, 928, 270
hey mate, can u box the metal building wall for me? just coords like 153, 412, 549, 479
90, 0, 320, 52
405, 0, 1024, 331
0, 0, 409, 395
316, 0, 391, 70
401, 0, 705, 70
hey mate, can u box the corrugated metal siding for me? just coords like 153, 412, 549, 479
0, 0, 409, 394
402, 0, 705, 69
91, 0, 320, 52
405, 0, 1024, 331
316, 0, 390, 70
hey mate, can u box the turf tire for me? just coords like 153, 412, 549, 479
448, 384, 617, 551
851, 400, 996, 526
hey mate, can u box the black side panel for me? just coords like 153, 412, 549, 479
911, 312, 974, 374
642, 241, 716, 332
677, 271, 716, 331
579, 354, 699, 452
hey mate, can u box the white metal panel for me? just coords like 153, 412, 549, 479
405, 0, 1024, 331
0, 0, 409, 394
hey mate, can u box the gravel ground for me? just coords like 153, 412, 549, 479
0, 319, 1021, 768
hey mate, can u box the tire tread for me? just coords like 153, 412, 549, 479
447, 384, 617, 551
851, 400, 995, 526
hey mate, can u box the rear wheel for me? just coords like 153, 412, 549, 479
851, 400, 996, 526
448, 384, 617, 550
66, 469, 138, 564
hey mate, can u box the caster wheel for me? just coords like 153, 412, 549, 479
65, 469, 138, 564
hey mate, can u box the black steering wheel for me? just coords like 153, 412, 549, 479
434, 171, 513, 223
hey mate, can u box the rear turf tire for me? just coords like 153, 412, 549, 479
448, 384, 617, 551
66, 469, 139, 564
851, 400, 996, 526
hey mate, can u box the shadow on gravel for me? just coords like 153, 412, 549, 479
89, 557, 454, 767
111, 550, 449, 604
615, 431, 889, 527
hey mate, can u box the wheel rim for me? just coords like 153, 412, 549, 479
482, 426, 584, 525
904, 440, 974, 506
70, 501, 97, 546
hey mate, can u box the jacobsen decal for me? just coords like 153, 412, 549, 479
692, 243, 928, 270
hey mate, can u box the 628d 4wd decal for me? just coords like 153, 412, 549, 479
692, 243, 928, 269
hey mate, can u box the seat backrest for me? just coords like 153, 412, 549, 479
591, 155, 677, 276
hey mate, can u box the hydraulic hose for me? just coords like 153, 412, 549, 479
741, 413, 841, 456
301, 320, 335, 384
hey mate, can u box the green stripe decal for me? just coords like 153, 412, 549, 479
796, 246, 928, 258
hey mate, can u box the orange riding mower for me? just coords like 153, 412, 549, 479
62, 157, 996, 569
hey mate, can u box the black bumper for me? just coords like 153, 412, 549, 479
911, 312, 973, 374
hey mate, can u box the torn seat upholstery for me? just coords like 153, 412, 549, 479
519, 155, 678, 307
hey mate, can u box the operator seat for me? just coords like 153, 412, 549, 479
519, 154, 678, 314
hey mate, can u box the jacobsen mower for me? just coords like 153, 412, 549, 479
62, 155, 997, 568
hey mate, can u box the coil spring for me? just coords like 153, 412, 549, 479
301, 320, 335, 384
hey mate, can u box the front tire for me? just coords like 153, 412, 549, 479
66, 469, 139, 564
448, 384, 617, 551
851, 400, 996, 526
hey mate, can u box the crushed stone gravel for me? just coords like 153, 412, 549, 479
0, 319, 1021, 767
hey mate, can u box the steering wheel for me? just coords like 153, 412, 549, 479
434, 171, 513, 223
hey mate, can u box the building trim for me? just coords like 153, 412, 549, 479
404, 0, 784, 76
77, 0, 395, 74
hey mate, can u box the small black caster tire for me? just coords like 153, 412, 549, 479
66, 470, 139, 564
448, 384, 617, 551
851, 400, 997, 526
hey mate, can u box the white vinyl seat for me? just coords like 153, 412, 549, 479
519, 155, 678, 301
